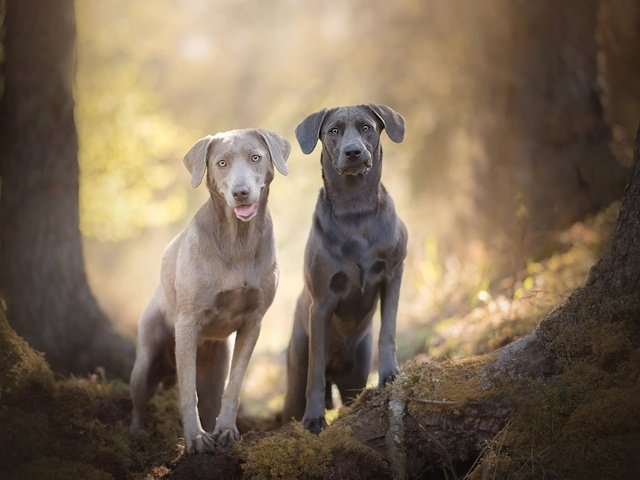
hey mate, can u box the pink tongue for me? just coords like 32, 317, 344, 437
234, 203, 257, 218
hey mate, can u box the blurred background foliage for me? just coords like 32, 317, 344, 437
74, 0, 639, 415
76, 1, 191, 241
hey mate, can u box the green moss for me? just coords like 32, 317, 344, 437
241, 424, 330, 479
0, 305, 54, 397
540, 292, 640, 371
469, 292, 640, 479
239, 422, 389, 479
397, 353, 499, 418
0, 409, 49, 466
478, 370, 640, 479
0, 304, 182, 479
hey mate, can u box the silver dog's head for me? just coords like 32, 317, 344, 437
295, 104, 405, 176
183, 128, 290, 221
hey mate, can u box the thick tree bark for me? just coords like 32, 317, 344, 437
471, 0, 629, 269
598, 0, 640, 168
0, 0, 132, 376
585, 134, 640, 296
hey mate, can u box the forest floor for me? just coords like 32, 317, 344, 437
0, 203, 626, 480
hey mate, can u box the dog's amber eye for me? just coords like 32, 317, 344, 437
217, 160, 227, 167
251, 155, 261, 162
330, 128, 340, 135
362, 125, 371, 132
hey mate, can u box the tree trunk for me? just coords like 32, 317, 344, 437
0, 0, 132, 376
469, 0, 628, 269
598, 0, 640, 169
585, 139, 640, 296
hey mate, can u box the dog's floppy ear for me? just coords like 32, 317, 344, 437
295, 108, 328, 154
367, 104, 405, 143
257, 129, 291, 176
183, 135, 214, 188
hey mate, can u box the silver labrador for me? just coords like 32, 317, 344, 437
129, 128, 289, 453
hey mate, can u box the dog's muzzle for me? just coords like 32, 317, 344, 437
336, 142, 372, 176
336, 159, 372, 176
230, 185, 266, 221
336, 162, 371, 176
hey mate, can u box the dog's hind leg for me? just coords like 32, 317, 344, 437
196, 339, 230, 432
130, 288, 172, 436
325, 381, 334, 410
282, 296, 310, 423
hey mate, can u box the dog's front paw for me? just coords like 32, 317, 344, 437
186, 425, 240, 454
211, 424, 240, 450
188, 431, 217, 454
379, 368, 398, 387
302, 415, 328, 435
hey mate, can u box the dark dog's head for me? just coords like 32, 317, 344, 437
183, 128, 290, 221
295, 104, 404, 176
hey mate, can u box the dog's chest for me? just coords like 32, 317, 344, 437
215, 285, 261, 315
333, 272, 381, 322
329, 238, 389, 320
198, 286, 261, 338
198, 261, 276, 337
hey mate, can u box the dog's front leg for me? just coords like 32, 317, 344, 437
302, 301, 331, 434
175, 316, 213, 454
379, 265, 403, 386
212, 319, 261, 449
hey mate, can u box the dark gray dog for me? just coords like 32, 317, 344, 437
282, 104, 407, 433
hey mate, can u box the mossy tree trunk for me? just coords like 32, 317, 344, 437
583, 145, 640, 296
0, 0, 132, 376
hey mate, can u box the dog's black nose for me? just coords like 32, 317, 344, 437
344, 145, 362, 159
233, 187, 250, 200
